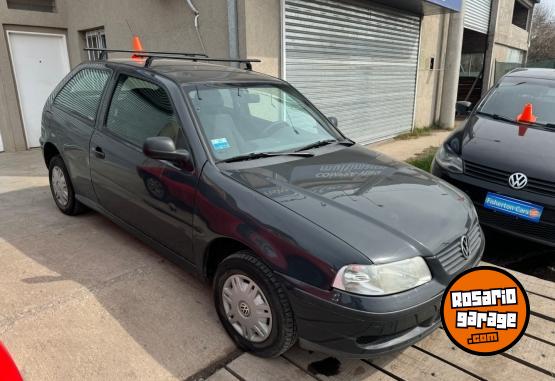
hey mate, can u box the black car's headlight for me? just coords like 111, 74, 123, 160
332, 257, 432, 296
435, 143, 463, 174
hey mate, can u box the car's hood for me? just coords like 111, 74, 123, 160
462, 115, 555, 179
225, 145, 473, 263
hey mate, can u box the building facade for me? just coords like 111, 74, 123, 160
0, 0, 538, 152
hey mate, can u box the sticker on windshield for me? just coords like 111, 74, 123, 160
211, 138, 231, 151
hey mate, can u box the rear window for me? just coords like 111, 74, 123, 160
54, 68, 110, 121
479, 77, 555, 124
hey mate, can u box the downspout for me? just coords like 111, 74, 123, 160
186, 0, 207, 56
227, 0, 240, 67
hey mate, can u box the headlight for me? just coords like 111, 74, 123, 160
332, 257, 432, 296
435, 143, 463, 173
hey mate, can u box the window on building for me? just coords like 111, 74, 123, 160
106, 75, 185, 148
84, 29, 107, 61
54, 68, 111, 122
512, 1, 529, 30
7, 0, 55, 12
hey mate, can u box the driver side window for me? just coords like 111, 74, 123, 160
106, 75, 186, 148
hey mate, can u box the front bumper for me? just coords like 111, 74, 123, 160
288, 287, 442, 358
432, 160, 555, 247
278, 248, 482, 359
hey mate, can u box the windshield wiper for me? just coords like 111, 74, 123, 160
476, 111, 516, 124
295, 138, 354, 152
218, 151, 314, 164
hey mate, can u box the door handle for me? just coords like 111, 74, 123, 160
94, 147, 105, 159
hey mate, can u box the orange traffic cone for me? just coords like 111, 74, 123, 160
131, 35, 144, 62
516, 103, 537, 123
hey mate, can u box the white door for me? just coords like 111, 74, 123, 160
284, 0, 421, 144
7, 31, 70, 148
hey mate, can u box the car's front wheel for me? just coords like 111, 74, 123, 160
48, 155, 87, 215
214, 251, 297, 358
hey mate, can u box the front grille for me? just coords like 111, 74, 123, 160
464, 161, 555, 198
477, 207, 555, 244
437, 223, 482, 274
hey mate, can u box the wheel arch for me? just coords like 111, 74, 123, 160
203, 237, 253, 280
43, 142, 61, 168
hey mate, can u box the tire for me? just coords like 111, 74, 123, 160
214, 251, 297, 358
48, 155, 87, 216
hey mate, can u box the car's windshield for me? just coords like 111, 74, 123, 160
185, 84, 340, 161
478, 77, 555, 126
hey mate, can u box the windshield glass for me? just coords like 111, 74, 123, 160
478, 77, 555, 125
186, 84, 339, 161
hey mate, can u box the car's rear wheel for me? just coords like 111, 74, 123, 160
48, 155, 87, 215
214, 251, 297, 358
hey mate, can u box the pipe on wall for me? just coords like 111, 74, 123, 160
227, 0, 239, 66
186, 0, 207, 55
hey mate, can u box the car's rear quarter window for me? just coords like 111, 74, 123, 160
54, 68, 111, 122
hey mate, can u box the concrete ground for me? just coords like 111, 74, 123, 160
368, 129, 452, 162
1, 149, 554, 381
0, 150, 237, 380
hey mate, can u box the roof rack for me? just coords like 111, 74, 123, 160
83, 48, 261, 71
134, 54, 261, 70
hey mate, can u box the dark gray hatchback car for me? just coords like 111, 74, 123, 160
41, 52, 483, 358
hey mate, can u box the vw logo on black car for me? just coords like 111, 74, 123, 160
460, 236, 471, 259
508, 173, 528, 190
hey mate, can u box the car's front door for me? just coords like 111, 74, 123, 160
90, 72, 197, 261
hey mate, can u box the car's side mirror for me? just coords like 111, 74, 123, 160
143, 137, 191, 165
456, 101, 473, 116
329, 116, 338, 128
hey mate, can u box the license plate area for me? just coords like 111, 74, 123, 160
484, 192, 544, 223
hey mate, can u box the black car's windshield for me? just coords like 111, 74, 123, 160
478, 77, 555, 126
185, 84, 341, 161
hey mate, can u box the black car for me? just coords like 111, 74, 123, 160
41, 50, 482, 359
433, 68, 555, 248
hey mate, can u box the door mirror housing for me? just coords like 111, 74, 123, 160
329, 116, 338, 128
456, 101, 473, 116
143, 137, 191, 165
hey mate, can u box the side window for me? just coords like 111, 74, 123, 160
106, 75, 185, 148
54, 68, 110, 121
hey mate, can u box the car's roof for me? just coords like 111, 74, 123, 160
505, 68, 555, 81
103, 58, 282, 85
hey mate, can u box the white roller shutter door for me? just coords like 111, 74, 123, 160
464, 0, 492, 34
284, 0, 421, 143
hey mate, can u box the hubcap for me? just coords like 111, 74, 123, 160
51, 166, 69, 206
222, 274, 272, 343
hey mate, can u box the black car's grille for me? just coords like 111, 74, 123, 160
437, 222, 482, 274
464, 161, 555, 198
477, 207, 555, 244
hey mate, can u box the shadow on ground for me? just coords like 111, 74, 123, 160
482, 227, 555, 282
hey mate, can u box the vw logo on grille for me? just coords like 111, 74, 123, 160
508, 173, 528, 190
460, 236, 471, 259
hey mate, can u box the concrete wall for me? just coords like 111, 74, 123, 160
238, 0, 281, 77
0, 0, 230, 152
63, 0, 230, 67
414, 14, 448, 128
483, 0, 534, 90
